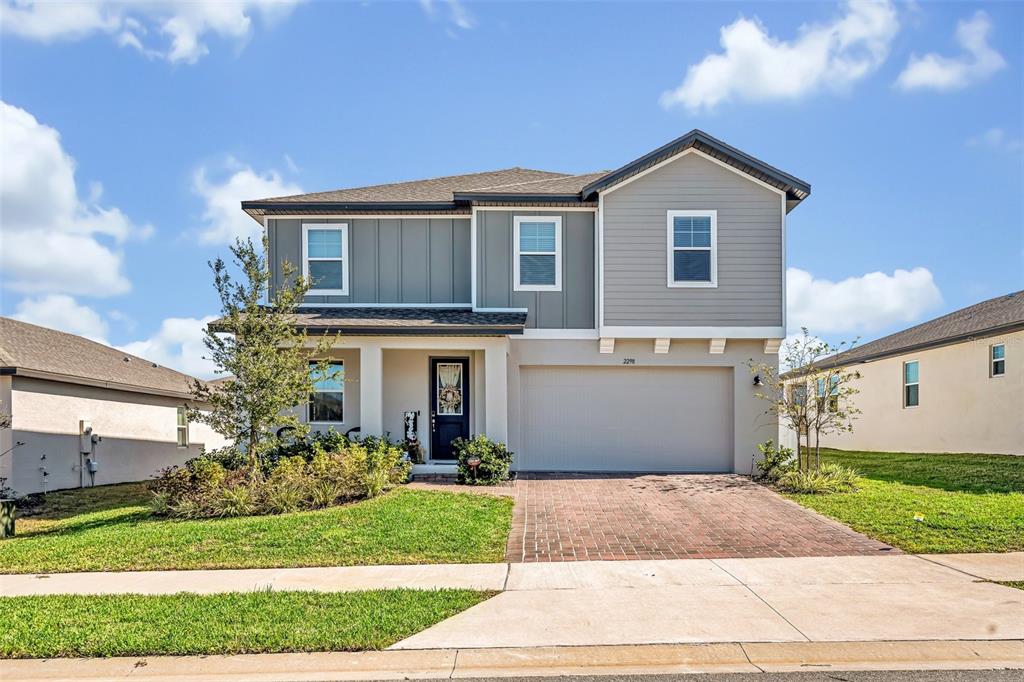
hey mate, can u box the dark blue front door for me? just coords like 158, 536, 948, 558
430, 358, 470, 460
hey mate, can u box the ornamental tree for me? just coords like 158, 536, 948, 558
189, 237, 336, 476
750, 328, 861, 471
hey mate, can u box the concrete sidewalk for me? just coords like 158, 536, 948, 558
4, 640, 1022, 681
3, 552, 1021, 597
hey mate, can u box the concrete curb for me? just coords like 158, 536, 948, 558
3, 640, 1021, 681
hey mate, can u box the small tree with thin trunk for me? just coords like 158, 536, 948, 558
750, 329, 861, 471
189, 237, 335, 477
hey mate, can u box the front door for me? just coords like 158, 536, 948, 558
430, 357, 470, 460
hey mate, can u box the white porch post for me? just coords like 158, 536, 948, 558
359, 342, 383, 436
484, 338, 509, 442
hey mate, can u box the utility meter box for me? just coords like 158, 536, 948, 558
79, 420, 93, 455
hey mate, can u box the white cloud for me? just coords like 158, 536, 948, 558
0, 1, 302, 64
120, 316, 219, 378
0, 100, 151, 297
193, 160, 302, 245
11, 294, 110, 344
786, 266, 942, 335
419, 0, 475, 34
661, 1, 899, 112
896, 11, 1005, 91
967, 127, 1023, 154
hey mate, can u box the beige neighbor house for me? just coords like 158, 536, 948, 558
240, 130, 811, 475
808, 291, 1023, 456
0, 317, 229, 495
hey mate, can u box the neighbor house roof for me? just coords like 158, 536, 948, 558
0, 317, 204, 399
282, 308, 527, 336
241, 129, 809, 221
821, 291, 1024, 368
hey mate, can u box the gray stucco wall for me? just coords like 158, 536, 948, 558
602, 152, 783, 327
268, 218, 471, 305
476, 210, 595, 329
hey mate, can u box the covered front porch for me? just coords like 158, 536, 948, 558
293, 306, 523, 476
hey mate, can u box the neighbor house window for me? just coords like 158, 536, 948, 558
513, 216, 561, 291
816, 375, 840, 412
176, 407, 189, 447
303, 224, 348, 295
991, 343, 1005, 377
903, 360, 919, 408
309, 361, 344, 423
667, 210, 717, 287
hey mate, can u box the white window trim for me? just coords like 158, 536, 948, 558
990, 343, 1005, 378
903, 360, 919, 409
513, 215, 562, 292
302, 223, 349, 296
667, 210, 717, 288
308, 360, 345, 425
176, 407, 189, 448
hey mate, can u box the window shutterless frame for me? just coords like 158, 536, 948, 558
990, 343, 1005, 377
308, 360, 345, 424
667, 210, 717, 288
176, 407, 189, 448
302, 223, 349, 295
903, 360, 919, 408
513, 215, 562, 292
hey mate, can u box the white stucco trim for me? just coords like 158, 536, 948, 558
474, 206, 597, 212
600, 326, 785, 340
472, 307, 530, 313
597, 193, 605, 328
265, 214, 470, 220
599, 148, 787, 199
780, 192, 787, 332
470, 207, 478, 308
520, 329, 599, 340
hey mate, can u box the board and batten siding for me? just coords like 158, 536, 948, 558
268, 218, 472, 305
476, 210, 595, 329
602, 152, 783, 327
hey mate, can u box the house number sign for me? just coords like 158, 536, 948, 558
622, 358, 636, 365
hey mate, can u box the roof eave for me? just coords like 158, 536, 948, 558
453, 192, 588, 204
242, 200, 460, 212
2, 366, 202, 401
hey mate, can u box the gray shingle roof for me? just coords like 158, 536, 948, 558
828, 291, 1024, 367
0, 317, 205, 398
285, 308, 527, 336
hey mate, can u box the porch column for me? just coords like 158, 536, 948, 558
484, 339, 508, 442
360, 342, 383, 436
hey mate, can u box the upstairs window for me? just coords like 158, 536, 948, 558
991, 343, 1005, 377
668, 210, 717, 287
903, 360, 919, 408
176, 407, 189, 448
303, 224, 348, 295
514, 216, 561, 291
309, 361, 345, 423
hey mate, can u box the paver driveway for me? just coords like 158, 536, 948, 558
506, 473, 895, 562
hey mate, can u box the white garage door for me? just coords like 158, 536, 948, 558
518, 366, 733, 472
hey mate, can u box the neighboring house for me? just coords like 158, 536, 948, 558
0, 318, 229, 495
241, 130, 810, 474
798, 292, 1023, 456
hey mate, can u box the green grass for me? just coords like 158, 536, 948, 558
787, 449, 1024, 554
0, 589, 491, 658
1, 484, 513, 574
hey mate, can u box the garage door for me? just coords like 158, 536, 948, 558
518, 366, 733, 472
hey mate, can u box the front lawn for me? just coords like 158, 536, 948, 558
0, 589, 491, 658
787, 449, 1024, 554
0, 484, 513, 573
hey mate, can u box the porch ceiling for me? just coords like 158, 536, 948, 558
287, 307, 527, 336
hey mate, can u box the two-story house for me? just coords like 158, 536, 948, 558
240, 130, 810, 475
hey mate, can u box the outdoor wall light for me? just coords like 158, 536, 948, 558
753, 374, 762, 387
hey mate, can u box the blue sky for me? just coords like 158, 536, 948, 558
1, 1, 1022, 376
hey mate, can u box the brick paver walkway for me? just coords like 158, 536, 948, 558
506, 473, 896, 562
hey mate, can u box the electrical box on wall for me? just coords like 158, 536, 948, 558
79, 420, 93, 455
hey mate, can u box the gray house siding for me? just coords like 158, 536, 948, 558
476, 210, 595, 329
602, 152, 783, 327
268, 218, 471, 305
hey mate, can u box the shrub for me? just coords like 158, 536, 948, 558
453, 435, 513, 485
778, 464, 861, 494
753, 440, 795, 482
149, 432, 410, 518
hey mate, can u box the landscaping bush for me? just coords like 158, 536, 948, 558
453, 435, 513, 485
149, 433, 410, 518
753, 439, 795, 482
777, 464, 861, 494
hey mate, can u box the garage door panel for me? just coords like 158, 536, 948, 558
519, 366, 732, 472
